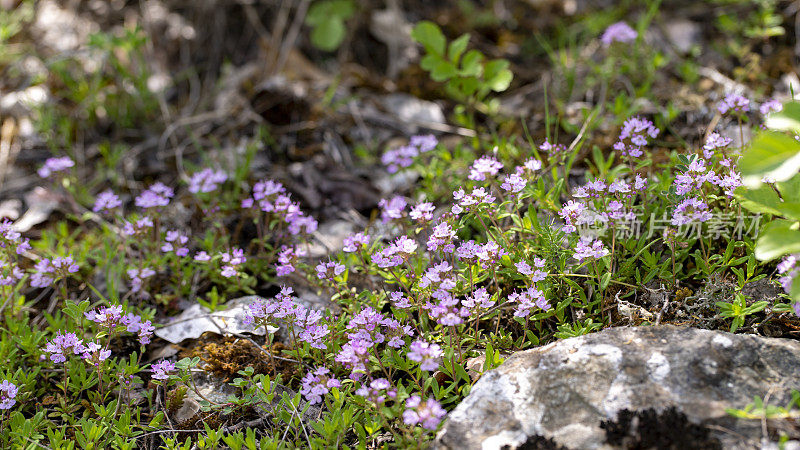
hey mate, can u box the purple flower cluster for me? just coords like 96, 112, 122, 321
122, 313, 155, 345
128, 267, 155, 294
372, 236, 418, 268
30, 256, 79, 288
188, 168, 228, 194
0, 219, 31, 256
410, 202, 436, 223
300, 367, 341, 405
220, 248, 246, 278
244, 287, 331, 349
92, 190, 122, 214
673, 153, 742, 202
427, 222, 456, 253
379, 196, 407, 223
516, 258, 547, 282
38, 157, 74, 178
703, 133, 732, 158
381, 134, 438, 173
84, 305, 154, 346
406, 340, 442, 371
539, 140, 566, 156
777, 255, 799, 301
468, 155, 504, 181
0, 381, 17, 410
275, 245, 306, 276
601, 21, 637, 46
452, 187, 496, 215
44, 332, 85, 363
509, 286, 550, 317
151, 359, 175, 380
501, 173, 526, 193
81, 341, 112, 366
613, 117, 659, 159
121, 217, 153, 237
760, 99, 782, 116
573, 237, 609, 263
403, 395, 446, 430
717, 93, 750, 115
355, 378, 397, 405
241, 179, 318, 235
135, 182, 174, 209
461, 287, 495, 316
162, 230, 189, 256
316, 260, 345, 282
343, 232, 370, 253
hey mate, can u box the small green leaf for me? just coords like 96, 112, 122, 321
310, 18, 346, 52
484, 59, 513, 92
411, 21, 446, 56
764, 101, 800, 134
740, 131, 800, 187
755, 219, 800, 261
459, 49, 484, 77
448, 34, 470, 64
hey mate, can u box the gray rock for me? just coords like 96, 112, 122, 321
436, 326, 800, 450
664, 19, 701, 54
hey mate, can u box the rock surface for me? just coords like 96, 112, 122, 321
436, 326, 800, 450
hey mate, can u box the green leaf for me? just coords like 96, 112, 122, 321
777, 173, 800, 203
459, 49, 484, 77
430, 59, 457, 82
310, 18, 346, 52
739, 131, 800, 187
411, 21, 446, 56
484, 59, 513, 92
735, 186, 783, 215
755, 219, 800, 261
448, 34, 470, 64
305, 0, 355, 25
764, 101, 800, 134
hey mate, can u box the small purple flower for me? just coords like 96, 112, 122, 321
81, 341, 112, 365
135, 182, 174, 209
403, 395, 446, 430
509, 286, 549, 317
501, 173, 526, 193
717, 93, 750, 115
44, 332, 85, 363
382, 146, 419, 173
127, 267, 155, 294
315, 260, 345, 282
38, 157, 74, 178
85, 305, 124, 329
671, 197, 712, 226
300, 367, 341, 405
468, 156, 504, 182
410, 134, 438, 152
379, 196, 407, 223
407, 340, 442, 371
410, 202, 436, 223
760, 99, 783, 116
151, 359, 175, 380
777, 255, 799, 296
356, 378, 397, 405
343, 232, 370, 253
573, 236, 609, 263
539, 140, 566, 156
601, 21, 637, 46
614, 116, 659, 159
92, 190, 122, 214
0, 381, 17, 410
188, 168, 228, 194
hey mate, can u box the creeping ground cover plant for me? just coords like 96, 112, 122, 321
1, 12, 800, 450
